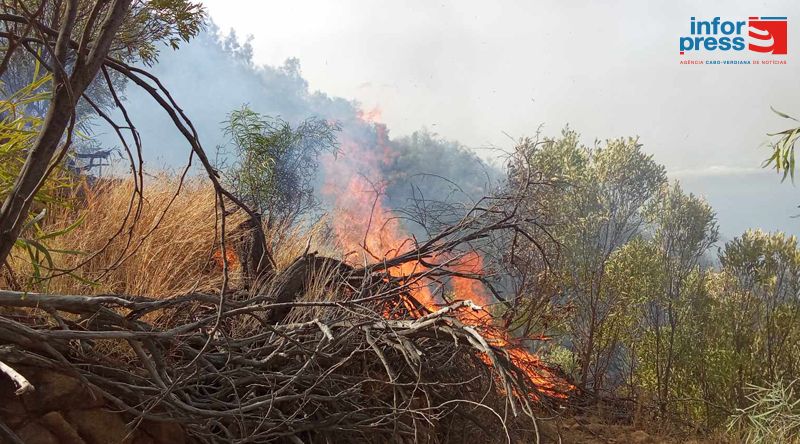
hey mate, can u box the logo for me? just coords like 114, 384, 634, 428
749, 17, 788, 54
679, 16, 787, 55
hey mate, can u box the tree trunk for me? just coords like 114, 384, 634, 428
0, 82, 75, 260
0, 0, 131, 266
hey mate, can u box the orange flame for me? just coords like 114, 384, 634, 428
322, 112, 571, 400
212, 247, 239, 271
357, 106, 383, 124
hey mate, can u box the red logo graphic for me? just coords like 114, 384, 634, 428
749, 17, 788, 54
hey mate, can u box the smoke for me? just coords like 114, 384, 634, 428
100, 24, 798, 242
94, 24, 498, 223
95, 26, 357, 165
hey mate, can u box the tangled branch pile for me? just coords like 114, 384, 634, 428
0, 5, 572, 440
0, 193, 571, 443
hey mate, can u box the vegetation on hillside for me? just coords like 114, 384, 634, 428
0, 2, 799, 443
504, 129, 800, 440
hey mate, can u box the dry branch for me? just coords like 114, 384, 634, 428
0, 10, 568, 442
0, 195, 570, 442
0, 359, 34, 395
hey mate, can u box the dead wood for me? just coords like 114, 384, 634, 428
0, 193, 569, 443
265, 254, 355, 324
231, 215, 272, 285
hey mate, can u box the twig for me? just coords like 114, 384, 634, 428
0, 359, 34, 395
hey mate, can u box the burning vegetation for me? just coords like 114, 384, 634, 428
5, 3, 800, 443
0, 84, 572, 441
0, 166, 572, 442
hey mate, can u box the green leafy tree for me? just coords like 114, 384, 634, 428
0, 0, 206, 267
0, 67, 80, 288
512, 128, 667, 391
604, 237, 663, 394
719, 230, 800, 404
642, 182, 718, 411
220, 106, 339, 230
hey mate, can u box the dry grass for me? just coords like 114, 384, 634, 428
267, 216, 335, 271
0, 173, 570, 443
7, 175, 331, 298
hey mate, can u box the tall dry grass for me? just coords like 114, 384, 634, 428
8, 175, 332, 298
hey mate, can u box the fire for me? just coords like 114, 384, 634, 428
357, 106, 383, 124
321, 112, 571, 400
212, 247, 239, 271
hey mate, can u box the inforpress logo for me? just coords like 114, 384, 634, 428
679, 16, 788, 55
749, 17, 788, 54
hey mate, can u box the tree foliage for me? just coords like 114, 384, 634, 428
509, 128, 667, 391
764, 107, 800, 182
0, 0, 208, 270
504, 127, 800, 439
220, 106, 340, 228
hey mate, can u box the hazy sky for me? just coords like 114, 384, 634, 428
195, 0, 800, 238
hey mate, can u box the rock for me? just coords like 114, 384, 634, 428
536, 419, 561, 442
18, 368, 106, 415
0, 366, 32, 427
40, 411, 86, 444
0, 367, 187, 444
0, 397, 27, 427
15, 421, 60, 444
65, 408, 132, 444
21, 369, 80, 412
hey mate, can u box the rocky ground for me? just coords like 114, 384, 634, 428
1, 366, 727, 444
540, 416, 722, 444
0, 366, 185, 444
